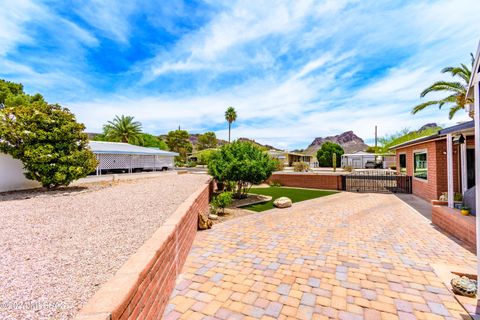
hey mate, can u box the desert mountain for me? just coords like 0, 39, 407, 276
305, 131, 369, 155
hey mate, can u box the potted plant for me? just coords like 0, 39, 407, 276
461, 206, 470, 216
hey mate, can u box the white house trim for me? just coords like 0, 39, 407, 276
446, 134, 454, 208
469, 40, 480, 295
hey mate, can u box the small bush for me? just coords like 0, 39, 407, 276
389, 165, 396, 170
273, 159, 284, 171
186, 161, 197, 167
454, 192, 463, 202
212, 191, 233, 214
269, 180, 282, 187
293, 162, 309, 172
343, 165, 353, 172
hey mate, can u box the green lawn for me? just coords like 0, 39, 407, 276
242, 186, 337, 212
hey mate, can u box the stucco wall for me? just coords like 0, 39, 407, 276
0, 153, 40, 192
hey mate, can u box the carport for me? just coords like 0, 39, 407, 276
89, 141, 178, 175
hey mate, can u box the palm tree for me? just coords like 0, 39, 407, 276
225, 106, 237, 143
103, 115, 143, 144
412, 55, 474, 119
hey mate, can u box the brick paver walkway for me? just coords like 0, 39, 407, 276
163, 192, 477, 320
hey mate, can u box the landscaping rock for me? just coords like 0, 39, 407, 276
273, 197, 292, 208
209, 214, 218, 220
451, 276, 477, 297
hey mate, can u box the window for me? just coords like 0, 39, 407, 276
399, 154, 406, 173
414, 152, 427, 180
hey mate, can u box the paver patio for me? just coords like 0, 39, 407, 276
163, 192, 477, 319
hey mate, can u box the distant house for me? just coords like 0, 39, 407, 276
90, 141, 178, 175
390, 121, 474, 202
268, 150, 312, 167
341, 151, 396, 169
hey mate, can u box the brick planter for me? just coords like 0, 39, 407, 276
432, 204, 476, 247
76, 180, 213, 320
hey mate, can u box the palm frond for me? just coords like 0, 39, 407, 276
420, 81, 466, 97
448, 105, 464, 120
412, 101, 442, 114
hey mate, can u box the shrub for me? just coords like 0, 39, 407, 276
316, 142, 344, 167
273, 158, 284, 171
343, 165, 353, 172
208, 141, 277, 198
186, 161, 197, 168
212, 191, 233, 214
0, 102, 98, 188
269, 180, 282, 187
197, 149, 218, 166
389, 165, 397, 170
293, 161, 309, 172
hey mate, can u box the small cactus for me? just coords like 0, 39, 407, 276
333, 153, 337, 172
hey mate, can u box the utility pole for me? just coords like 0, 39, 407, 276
374, 125, 378, 152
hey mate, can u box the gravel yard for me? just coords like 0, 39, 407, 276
0, 172, 209, 320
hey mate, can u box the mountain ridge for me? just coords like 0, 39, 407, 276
304, 131, 369, 155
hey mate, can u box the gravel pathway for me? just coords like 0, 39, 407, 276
0, 172, 210, 320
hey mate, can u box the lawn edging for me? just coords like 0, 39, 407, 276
75, 178, 213, 320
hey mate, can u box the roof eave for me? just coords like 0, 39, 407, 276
466, 40, 480, 99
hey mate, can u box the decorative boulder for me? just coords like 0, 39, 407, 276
451, 276, 477, 297
464, 186, 476, 216
273, 197, 292, 208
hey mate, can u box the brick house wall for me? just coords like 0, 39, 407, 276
396, 138, 466, 202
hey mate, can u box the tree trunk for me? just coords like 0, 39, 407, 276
228, 122, 231, 142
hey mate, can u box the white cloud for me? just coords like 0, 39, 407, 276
73, 0, 136, 43
2, 0, 480, 150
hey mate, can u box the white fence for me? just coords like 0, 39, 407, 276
0, 153, 40, 192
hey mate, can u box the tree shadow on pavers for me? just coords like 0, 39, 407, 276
0, 186, 90, 202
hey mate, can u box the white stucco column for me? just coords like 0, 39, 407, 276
474, 75, 480, 295
460, 139, 468, 194
446, 133, 454, 208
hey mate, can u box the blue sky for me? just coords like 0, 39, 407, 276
1, 0, 480, 149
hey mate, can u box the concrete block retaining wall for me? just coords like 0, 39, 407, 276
76, 180, 212, 320
267, 172, 343, 190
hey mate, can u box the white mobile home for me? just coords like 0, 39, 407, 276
89, 141, 178, 175
341, 151, 396, 169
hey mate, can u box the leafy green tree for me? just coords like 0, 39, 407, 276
208, 141, 277, 198
197, 131, 218, 150
0, 79, 45, 109
197, 149, 218, 165
166, 129, 192, 163
412, 55, 474, 119
225, 106, 237, 143
137, 133, 168, 150
102, 115, 143, 144
316, 142, 344, 167
0, 101, 98, 189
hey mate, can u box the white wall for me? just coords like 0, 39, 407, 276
0, 153, 40, 192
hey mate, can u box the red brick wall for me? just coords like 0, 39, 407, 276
76, 180, 213, 320
432, 205, 476, 247
396, 139, 461, 201
267, 173, 343, 190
